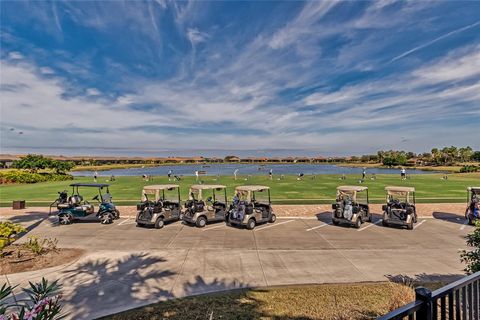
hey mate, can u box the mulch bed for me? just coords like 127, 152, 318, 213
0, 245, 84, 274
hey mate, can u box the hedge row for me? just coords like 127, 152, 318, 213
460, 165, 479, 173
0, 170, 73, 184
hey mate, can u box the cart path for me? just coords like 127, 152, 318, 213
0, 203, 468, 219
3, 215, 474, 320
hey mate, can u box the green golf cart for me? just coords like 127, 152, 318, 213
56, 183, 120, 225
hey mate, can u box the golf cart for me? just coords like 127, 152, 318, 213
55, 183, 119, 225
465, 187, 480, 225
136, 185, 182, 229
382, 186, 417, 230
228, 186, 276, 230
331, 186, 371, 228
182, 185, 228, 228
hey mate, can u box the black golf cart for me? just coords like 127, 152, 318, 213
54, 183, 120, 225
136, 184, 182, 229
465, 187, 480, 225
382, 186, 417, 230
331, 186, 371, 228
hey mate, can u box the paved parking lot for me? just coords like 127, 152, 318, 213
5, 214, 475, 319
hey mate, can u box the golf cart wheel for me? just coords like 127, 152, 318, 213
101, 212, 114, 225
58, 213, 72, 225
269, 214, 276, 223
382, 220, 389, 227
114, 209, 120, 220
136, 223, 144, 228
332, 218, 339, 226
407, 219, 414, 230
246, 218, 256, 230
196, 216, 207, 228
413, 214, 417, 223
155, 217, 165, 229
354, 217, 362, 229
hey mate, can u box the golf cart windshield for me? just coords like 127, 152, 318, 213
385, 186, 415, 203
336, 186, 368, 203
235, 186, 270, 204
189, 185, 227, 203
142, 185, 180, 202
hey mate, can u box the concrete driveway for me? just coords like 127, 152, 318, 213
3, 213, 474, 319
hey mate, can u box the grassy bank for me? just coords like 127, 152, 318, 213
72, 163, 161, 171
101, 282, 417, 320
0, 173, 478, 206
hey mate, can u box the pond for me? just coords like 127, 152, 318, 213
72, 163, 439, 177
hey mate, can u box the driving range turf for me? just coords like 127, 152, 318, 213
1, 173, 478, 206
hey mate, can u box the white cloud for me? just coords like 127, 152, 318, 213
187, 28, 209, 45
8, 52, 23, 60
86, 88, 101, 96
39, 66, 55, 75
390, 20, 480, 63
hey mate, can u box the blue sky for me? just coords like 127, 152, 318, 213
1, 1, 479, 157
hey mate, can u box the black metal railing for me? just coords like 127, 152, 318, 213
378, 271, 480, 320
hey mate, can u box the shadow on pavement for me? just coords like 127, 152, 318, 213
61, 252, 176, 319
6, 212, 51, 235
314, 211, 331, 223
433, 211, 467, 225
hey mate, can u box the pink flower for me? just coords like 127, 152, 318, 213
23, 309, 37, 320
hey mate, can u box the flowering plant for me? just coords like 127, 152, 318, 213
0, 278, 64, 320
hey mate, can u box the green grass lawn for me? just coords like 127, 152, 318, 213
0, 173, 480, 206
1, 172, 478, 206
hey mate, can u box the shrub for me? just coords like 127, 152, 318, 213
0, 170, 73, 184
461, 220, 480, 274
24, 237, 58, 255
0, 221, 26, 251
459, 165, 479, 173
0, 278, 64, 319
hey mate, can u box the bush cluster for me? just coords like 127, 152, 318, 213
24, 236, 58, 255
0, 221, 26, 251
461, 221, 480, 274
459, 165, 479, 173
0, 170, 73, 184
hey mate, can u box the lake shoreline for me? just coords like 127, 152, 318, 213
71, 161, 456, 173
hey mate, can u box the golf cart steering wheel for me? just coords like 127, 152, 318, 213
92, 195, 99, 201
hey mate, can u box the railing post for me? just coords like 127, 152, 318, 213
416, 287, 433, 319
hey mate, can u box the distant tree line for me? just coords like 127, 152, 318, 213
363, 146, 480, 167
11, 154, 74, 174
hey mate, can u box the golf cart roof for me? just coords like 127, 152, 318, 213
190, 184, 226, 190
69, 183, 109, 188
385, 186, 415, 193
235, 185, 270, 192
336, 186, 368, 192
467, 187, 480, 193
143, 184, 179, 191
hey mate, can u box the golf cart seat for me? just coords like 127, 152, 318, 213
194, 200, 205, 212
69, 195, 83, 205
213, 201, 226, 209
57, 203, 71, 209
81, 204, 94, 213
